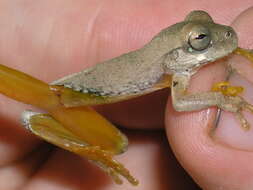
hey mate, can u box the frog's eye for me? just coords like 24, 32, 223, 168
188, 26, 211, 51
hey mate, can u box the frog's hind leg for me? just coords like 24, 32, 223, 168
21, 110, 138, 186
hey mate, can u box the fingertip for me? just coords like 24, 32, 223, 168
215, 7, 253, 152
165, 91, 253, 189
164, 15, 253, 187
231, 7, 253, 48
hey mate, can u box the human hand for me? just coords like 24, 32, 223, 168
0, 1, 253, 189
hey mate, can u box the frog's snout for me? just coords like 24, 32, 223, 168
224, 27, 238, 52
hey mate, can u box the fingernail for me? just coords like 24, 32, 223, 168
214, 55, 253, 151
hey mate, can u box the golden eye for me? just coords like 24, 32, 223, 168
188, 26, 211, 51
225, 31, 232, 38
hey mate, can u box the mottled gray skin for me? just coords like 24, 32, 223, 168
51, 11, 237, 98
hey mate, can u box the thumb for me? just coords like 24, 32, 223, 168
165, 7, 253, 190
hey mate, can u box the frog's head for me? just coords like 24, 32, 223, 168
162, 10, 238, 74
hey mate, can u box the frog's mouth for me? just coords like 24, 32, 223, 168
203, 44, 237, 65
191, 49, 235, 71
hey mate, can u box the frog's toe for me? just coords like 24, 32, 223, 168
233, 100, 253, 131
235, 111, 250, 130
245, 103, 253, 113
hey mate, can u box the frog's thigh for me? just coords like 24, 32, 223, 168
21, 110, 114, 159
21, 110, 138, 185
21, 110, 89, 148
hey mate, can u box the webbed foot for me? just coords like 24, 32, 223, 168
212, 81, 253, 130
21, 110, 139, 185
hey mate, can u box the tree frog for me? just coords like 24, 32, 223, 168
49, 10, 253, 129
0, 10, 253, 185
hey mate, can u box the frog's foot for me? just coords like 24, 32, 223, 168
221, 96, 253, 130
21, 110, 139, 186
72, 146, 139, 185
211, 81, 244, 97
212, 82, 253, 130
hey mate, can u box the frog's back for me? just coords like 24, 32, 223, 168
51, 22, 184, 99
51, 25, 184, 99
51, 50, 165, 97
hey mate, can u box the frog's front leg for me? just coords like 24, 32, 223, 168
171, 74, 253, 130
21, 110, 138, 185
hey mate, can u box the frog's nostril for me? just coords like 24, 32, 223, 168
225, 31, 232, 38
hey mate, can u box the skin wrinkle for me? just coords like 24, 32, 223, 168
84, 1, 104, 65
1, 1, 253, 190
36, 19, 56, 80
